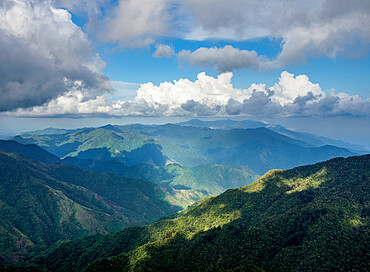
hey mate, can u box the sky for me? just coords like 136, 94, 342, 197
0, 0, 369, 147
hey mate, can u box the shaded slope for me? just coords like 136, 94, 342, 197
0, 140, 60, 163
0, 152, 180, 263
63, 157, 259, 197
29, 154, 370, 272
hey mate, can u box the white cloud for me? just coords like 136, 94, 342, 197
271, 72, 324, 106
153, 43, 175, 58
178, 45, 266, 72
0, 0, 111, 112
9, 71, 370, 118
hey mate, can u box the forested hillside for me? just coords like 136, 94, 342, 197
24, 154, 369, 272
63, 157, 259, 196
0, 152, 180, 264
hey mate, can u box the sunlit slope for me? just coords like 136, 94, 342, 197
31, 154, 369, 271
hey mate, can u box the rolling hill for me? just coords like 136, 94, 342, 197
25, 154, 369, 271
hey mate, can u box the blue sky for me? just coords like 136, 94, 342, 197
99, 38, 370, 98
0, 0, 369, 147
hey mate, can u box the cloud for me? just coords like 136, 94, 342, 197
153, 43, 175, 58
0, 0, 111, 112
52, 0, 370, 69
8, 71, 370, 118
53, 0, 108, 16
179, 0, 370, 70
92, 0, 173, 48
178, 45, 266, 72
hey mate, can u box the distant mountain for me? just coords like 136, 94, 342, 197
115, 124, 355, 174
14, 127, 157, 163
0, 151, 180, 264
0, 140, 60, 163
21, 127, 75, 136
27, 154, 370, 272
178, 118, 267, 129
14, 124, 356, 175
179, 119, 368, 153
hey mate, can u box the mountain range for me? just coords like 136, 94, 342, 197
13, 122, 356, 175
0, 137, 258, 261
22, 154, 370, 271
178, 119, 369, 153
1, 120, 368, 270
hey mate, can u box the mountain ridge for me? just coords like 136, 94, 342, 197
13, 124, 356, 175
24, 154, 369, 271
0, 151, 181, 264
0, 140, 60, 163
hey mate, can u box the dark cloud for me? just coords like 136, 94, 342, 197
178, 46, 264, 72
0, 0, 111, 112
181, 100, 221, 116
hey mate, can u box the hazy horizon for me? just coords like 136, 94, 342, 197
0, 0, 369, 148
1, 116, 369, 150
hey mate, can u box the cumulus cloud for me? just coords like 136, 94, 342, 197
0, 0, 111, 112
178, 45, 266, 72
9, 71, 370, 118
153, 43, 175, 58
12, 85, 111, 118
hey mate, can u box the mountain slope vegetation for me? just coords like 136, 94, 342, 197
26, 154, 369, 272
0, 151, 180, 264
1, 136, 258, 212
63, 157, 259, 196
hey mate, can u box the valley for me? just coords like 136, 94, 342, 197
0, 121, 368, 271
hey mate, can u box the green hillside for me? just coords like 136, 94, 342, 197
27, 154, 369, 271
63, 157, 259, 196
14, 128, 155, 162
0, 152, 180, 264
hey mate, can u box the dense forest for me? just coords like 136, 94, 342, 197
10, 154, 368, 271
0, 151, 180, 264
